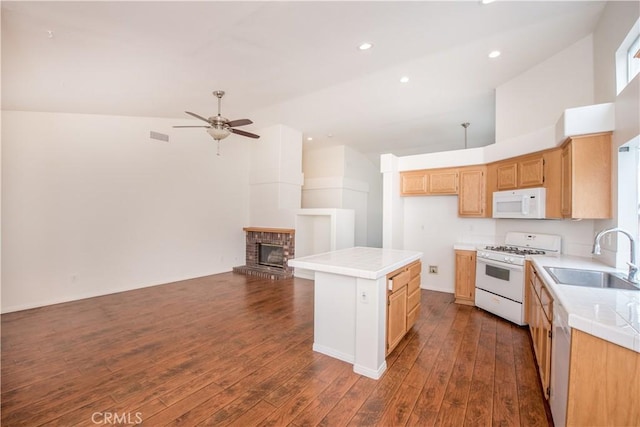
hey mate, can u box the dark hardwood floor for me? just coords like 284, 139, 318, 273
1, 273, 551, 426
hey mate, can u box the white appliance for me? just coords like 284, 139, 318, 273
492, 187, 546, 219
475, 232, 561, 325
550, 300, 570, 427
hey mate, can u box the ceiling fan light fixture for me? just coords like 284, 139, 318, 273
207, 127, 231, 140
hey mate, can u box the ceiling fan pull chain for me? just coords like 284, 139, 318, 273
217, 140, 221, 156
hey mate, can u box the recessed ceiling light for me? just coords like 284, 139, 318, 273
306, 137, 313, 141
358, 42, 373, 51
488, 50, 501, 59
481, 0, 496, 4
400, 76, 410, 83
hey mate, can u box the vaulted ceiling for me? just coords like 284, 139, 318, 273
1, 1, 606, 159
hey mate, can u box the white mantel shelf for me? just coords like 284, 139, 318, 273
288, 246, 422, 280
288, 246, 423, 380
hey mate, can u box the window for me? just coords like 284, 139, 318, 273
628, 34, 640, 84
616, 17, 640, 94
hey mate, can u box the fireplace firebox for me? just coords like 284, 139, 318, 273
259, 244, 285, 268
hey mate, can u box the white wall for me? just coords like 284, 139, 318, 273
495, 35, 594, 143
302, 144, 382, 247
403, 197, 495, 293
1, 111, 252, 312
249, 124, 303, 228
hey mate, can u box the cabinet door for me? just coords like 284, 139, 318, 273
561, 143, 572, 217
401, 171, 428, 195
519, 156, 544, 188
566, 133, 612, 219
496, 162, 518, 190
454, 250, 476, 305
458, 167, 486, 217
387, 286, 407, 354
428, 169, 458, 194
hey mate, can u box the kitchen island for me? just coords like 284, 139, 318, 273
288, 247, 422, 379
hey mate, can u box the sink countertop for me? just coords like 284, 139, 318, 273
530, 255, 640, 353
288, 247, 422, 280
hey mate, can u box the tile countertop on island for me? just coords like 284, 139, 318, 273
287, 247, 423, 280
530, 255, 640, 353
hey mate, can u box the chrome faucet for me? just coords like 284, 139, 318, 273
592, 227, 638, 283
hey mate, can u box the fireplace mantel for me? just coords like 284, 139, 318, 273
243, 227, 295, 234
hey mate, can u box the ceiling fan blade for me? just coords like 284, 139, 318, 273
185, 111, 211, 123
230, 128, 260, 139
173, 125, 210, 128
227, 119, 253, 127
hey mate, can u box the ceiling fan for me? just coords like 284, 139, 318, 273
174, 90, 259, 155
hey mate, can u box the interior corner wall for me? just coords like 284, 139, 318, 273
495, 35, 595, 143
1, 110, 251, 313
249, 124, 303, 228
302, 144, 382, 247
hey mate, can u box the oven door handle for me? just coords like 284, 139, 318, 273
477, 257, 524, 272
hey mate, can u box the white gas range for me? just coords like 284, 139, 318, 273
475, 232, 561, 325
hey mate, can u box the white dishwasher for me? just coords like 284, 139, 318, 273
550, 300, 570, 427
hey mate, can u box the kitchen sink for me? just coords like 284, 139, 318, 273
544, 267, 640, 290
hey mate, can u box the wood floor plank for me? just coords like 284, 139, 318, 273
1, 273, 551, 426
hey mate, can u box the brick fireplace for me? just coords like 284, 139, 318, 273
233, 227, 295, 280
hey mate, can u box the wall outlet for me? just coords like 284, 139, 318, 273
429, 265, 438, 274
360, 290, 368, 304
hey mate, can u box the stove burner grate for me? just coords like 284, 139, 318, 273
484, 245, 546, 256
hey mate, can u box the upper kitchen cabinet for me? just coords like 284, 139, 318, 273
400, 168, 458, 196
560, 132, 612, 219
495, 154, 545, 190
400, 170, 428, 195
428, 168, 458, 194
458, 166, 486, 217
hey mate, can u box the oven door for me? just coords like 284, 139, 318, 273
475, 257, 524, 303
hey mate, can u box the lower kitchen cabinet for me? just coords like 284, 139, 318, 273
454, 250, 476, 305
386, 260, 421, 355
526, 262, 552, 399
565, 329, 640, 426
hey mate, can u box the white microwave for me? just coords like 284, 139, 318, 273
492, 187, 546, 219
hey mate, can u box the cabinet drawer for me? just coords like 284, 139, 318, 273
407, 288, 420, 311
388, 270, 410, 292
407, 304, 420, 329
409, 261, 422, 279
408, 276, 420, 294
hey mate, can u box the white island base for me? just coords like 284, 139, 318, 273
288, 247, 422, 379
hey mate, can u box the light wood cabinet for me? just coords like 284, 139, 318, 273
496, 154, 545, 191
428, 168, 458, 194
454, 250, 476, 305
496, 162, 518, 190
458, 166, 486, 217
560, 132, 612, 219
543, 148, 562, 218
518, 155, 545, 188
401, 170, 428, 195
387, 285, 407, 352
566, 329, 640, 426
386, 260, 421, 355
526, 262, 552, 400
400, 168, 458, 196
